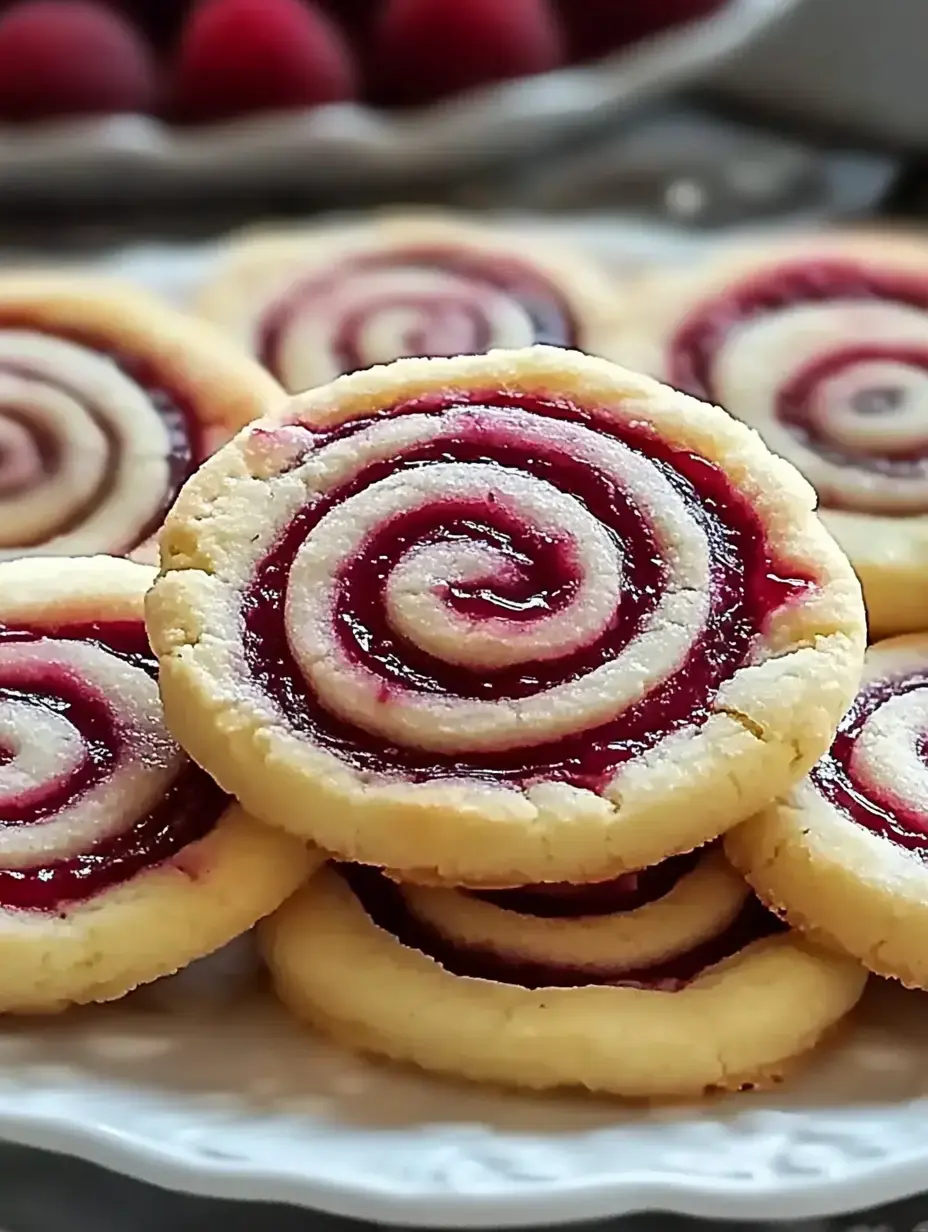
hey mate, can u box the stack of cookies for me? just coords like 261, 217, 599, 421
7, 210, 928, 1104
145, 344, 869, 1099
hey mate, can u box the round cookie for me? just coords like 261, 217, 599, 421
195, 213, 621, 392
147, 348, 865, 886
609, 232, 928, 637
0, 555, 318, 1013
261, 852, 867, 1097
727, 631, 928, 990
0, 274, 284, 564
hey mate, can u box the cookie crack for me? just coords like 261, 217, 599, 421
715, 705, 768, 743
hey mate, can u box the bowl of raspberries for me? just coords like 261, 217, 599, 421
0, 0, 799, 192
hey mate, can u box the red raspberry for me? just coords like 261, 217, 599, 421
171, 0, 358, 124
373, 0, 563, 107
0, 0, 157, 121
558, 0, 728, 63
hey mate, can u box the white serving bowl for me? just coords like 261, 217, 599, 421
0, 0, 799, 195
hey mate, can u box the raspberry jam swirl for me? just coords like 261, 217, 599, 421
0, 621, 223, 911
242, 390, 809, 790
812, 640, 928, 852
669, 258, 928, 515
258, 246, 579, 390
340, 849, 780, 990
0, 324, 201, 558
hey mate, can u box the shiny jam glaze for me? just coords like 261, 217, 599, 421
340, 862, 782, 990
0, 620, 224, 911
258, 245, 579, 380
812, 672, 928, 852
242, 390, 812, 791
0, 319, 202, 547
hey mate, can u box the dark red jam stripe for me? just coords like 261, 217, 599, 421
470, 848, 701, 917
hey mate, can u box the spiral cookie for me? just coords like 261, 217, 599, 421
195, 214, 621, 392
613, 233, 928, 636
262, 850, 867, 1096
0, 274, 283, 564
0, 555, 317, 1013
147, 348, 864, 886
727, 632, 928, 989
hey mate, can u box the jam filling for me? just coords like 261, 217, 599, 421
258, 246, 580, 380
0, 620, 225, 911
340, 862, 782, 990
243, 391, 810, 791
668, 258, 928, 488
0, 319, 203, 548
470, 848, 700, 917
812, 673, 928, 852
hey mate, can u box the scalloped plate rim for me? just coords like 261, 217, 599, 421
0, 1099, 927, 1225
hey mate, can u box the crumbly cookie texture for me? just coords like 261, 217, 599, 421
0, 272, 284, 565
195, 212, 624, 391
0, 554, 318, 1013
260, 858, 867, 1098
147, 346, 865, 886
607, 231, 928, 637
727, 631, 928, 990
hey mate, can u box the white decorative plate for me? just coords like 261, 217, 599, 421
2, 961, 928, 1226
2, 227, 927, 1227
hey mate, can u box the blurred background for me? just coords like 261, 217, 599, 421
0, 0, 916, 247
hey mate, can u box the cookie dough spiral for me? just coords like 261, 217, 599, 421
0, 556, 315, 1012
811, 641, 928, 848
148, 349, 864, 885
0, 276, 283, 563
668, 256, 928, 517
0, 329, 188, 559
196, 216, 621, 393
259, 246, 578, 392
728, 633, 928, 988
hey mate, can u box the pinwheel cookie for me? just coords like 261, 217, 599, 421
611, 232, 928, 636
262, 849, 867, 1097
0, 274, 283, 564
728, 632, 928, 990
195, 213, 621, 392
0, 555, 317, 1013
147, 347, 865, 886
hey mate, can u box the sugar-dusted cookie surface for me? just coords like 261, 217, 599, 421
0, 274, 284, 564
261, 851, 867, 1098
0, 555, 317, 1013
196, 214, 622, 391
147, 347, 865, 887
728, 631, 928, 989
610, 233, 928, 636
